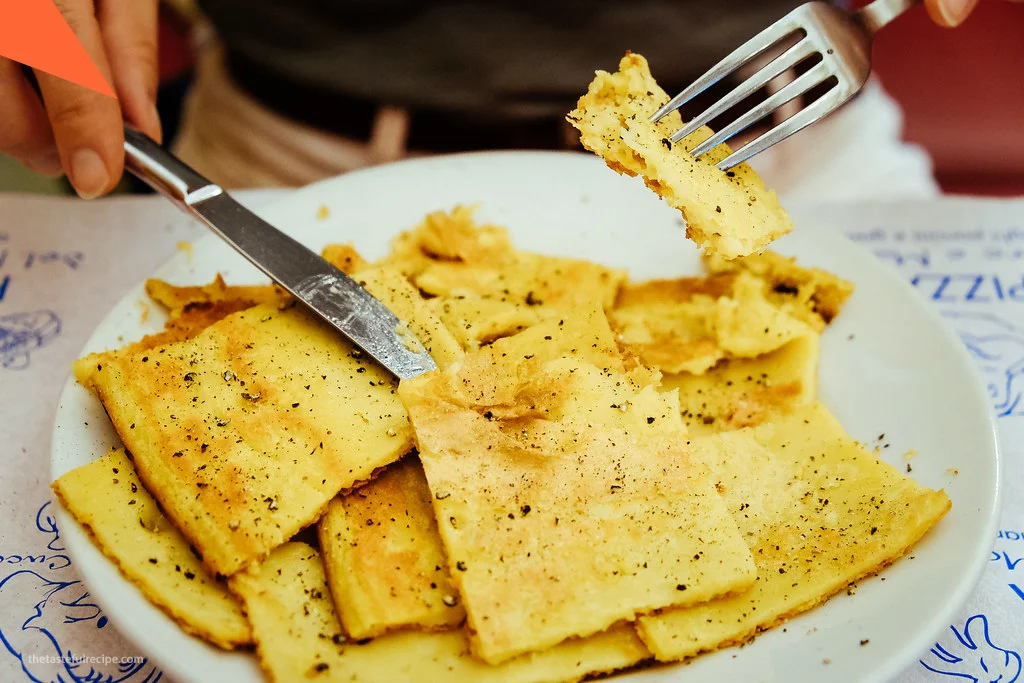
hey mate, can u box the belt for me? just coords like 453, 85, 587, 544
225, 52, 579, 153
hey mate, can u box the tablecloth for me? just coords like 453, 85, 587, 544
0, 193, 1020, 683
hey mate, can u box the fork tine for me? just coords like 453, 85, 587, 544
688, 60, 832, 160
715, 85, 851, 171
669, 38, 817, 144
649, 14, 803, 123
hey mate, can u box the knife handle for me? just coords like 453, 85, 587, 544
123, 126, 222, 205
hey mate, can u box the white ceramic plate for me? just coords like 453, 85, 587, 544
51, 152, 1000, 683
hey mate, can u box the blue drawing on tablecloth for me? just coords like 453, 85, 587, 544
0, 502, 161, 682
942, 311, 1024, 417
920, 614, 1021, 682
0, 311, 61, 370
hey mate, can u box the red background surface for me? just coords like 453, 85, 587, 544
871, 0, 1024, 195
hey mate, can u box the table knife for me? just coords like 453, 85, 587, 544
122, 127, 437, 381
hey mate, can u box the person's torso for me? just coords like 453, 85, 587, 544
197, 0, 806, 120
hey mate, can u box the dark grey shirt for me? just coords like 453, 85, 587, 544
198, 1, 806, 121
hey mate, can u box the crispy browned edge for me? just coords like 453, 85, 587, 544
90, 377, 410, 580
240, 582, 653, 683
635, 496, 952, 661
50, 476, 254, 650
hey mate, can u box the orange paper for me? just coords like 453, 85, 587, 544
0, 0, 115, 97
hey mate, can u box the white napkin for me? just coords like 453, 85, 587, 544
0, 191, 1020, 682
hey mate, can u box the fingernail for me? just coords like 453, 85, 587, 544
25, 150, 63, 177
938, 0, 974, 25
70, 149, 110, 199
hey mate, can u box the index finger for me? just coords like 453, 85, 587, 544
36, 0, 124, 199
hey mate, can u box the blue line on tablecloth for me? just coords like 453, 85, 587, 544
920, 614, 1021, 683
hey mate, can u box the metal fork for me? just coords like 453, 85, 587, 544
651, 0, 921, 171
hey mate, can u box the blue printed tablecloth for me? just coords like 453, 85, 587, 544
0, 194, 1020, 683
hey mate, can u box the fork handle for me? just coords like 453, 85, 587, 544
854, 0, 922, 34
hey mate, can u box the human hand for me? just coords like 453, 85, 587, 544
925, 0, 1023, 28
0, 0, 160, 198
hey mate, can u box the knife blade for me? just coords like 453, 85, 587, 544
122, 127, 437, 380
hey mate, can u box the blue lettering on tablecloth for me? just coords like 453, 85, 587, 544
0, 311, 61, 371
992, 229, 1024, 244
989, 553, 1024, 604
847, 229, 889, 242
874, 249, 931, 268
992, 552, 1024, 571
908, 274, 1024, 302
0, 556, 63, 568
920, 614, 1022, 682
0, 502, 161, 683
0, 249, 84, 273
1000, 531, 1024, 541
20, 251, 84, 271
847, 227, 1024, 263
981, 248, 1024, 261
912, 229, 986, 243
0, 248, 85, 302
851, 228, 991, 244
